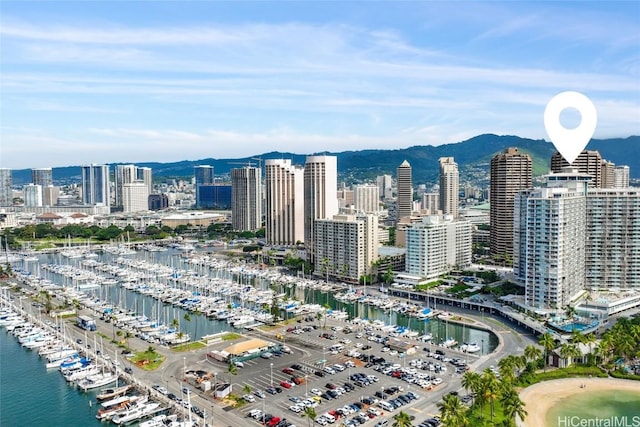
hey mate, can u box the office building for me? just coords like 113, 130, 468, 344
490, 147, 532, 260
314, 213, 378, 283
31, 168, 53, 188
42, 185, 60, 206
377, 174, 393, 200
353, 185, 379, 214
265, 159, 304, 246
81, 164, 110, 208
586, 188, 640, 290
551, 150, 604, 188
514, 170, 590, 309
231, 166, 262, 231
23, 184, 43, 207
396, 160, 413, 223
197, 184, 232, 210
137, 167, 153, 196
304, 155, 338, 262
405, 215, 472, 281
122, 181, 149, 213
439, 157, 459, 217
421, 192, 439, 214
0, 169, 12, 206
148, 194, 169, 211
194, 165, 214, 208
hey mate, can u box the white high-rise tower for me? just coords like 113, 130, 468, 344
304, 155, 338, 263
265, 159, 304, 245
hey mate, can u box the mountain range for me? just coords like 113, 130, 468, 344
11, 134, 640, 186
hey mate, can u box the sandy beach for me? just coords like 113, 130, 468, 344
518, 377, 640, 427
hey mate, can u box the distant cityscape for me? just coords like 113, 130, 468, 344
0, 146, 638, 318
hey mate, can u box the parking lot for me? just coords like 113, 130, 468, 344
198, 318, 478, 427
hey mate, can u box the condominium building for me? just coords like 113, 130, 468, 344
490, 147, 532, 260
194, 165, 214, 208
0, 169, 12, 206
514, 170, 590, 309
405, 215, 472, 281
586, 188, 640, 290
31, 168, 53, 187
396, 160, 413, 223
122, 181, 149, 213
551, 150, 604, 188
265, 159, 304, 246
614, 166, 630, 188
81, 164, 110, 208
42, 185, 60, 206
231, 166, 262, 232
354, 184, 379, 214
439, 157, 459, 217
304, 155, 338, 262
137, 167, 153, 196
377, 174, 393, 200
314, 213, 378, 284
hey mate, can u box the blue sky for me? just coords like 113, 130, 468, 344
1, 1, 638, 169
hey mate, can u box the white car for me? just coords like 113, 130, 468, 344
333, 364, 345, 372
344, 360, 355, 368
389, 350, 398, 356
290, 405, 303, 413
242, 394, 256, 403
381, 347, 390, 352
323, 366, 336, 375
311, 388, 323, 396
341, 338, 351, 344
432, 377, 443, 385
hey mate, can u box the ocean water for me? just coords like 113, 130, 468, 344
545, 389, 640, 427
0, 329, 102, 426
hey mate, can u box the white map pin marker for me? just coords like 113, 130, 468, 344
544, 91, 597, 164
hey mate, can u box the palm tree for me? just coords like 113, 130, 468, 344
302, 406, 317, 427
243, 384, 252, 394
392, 411, 413, 427
523, 344, 542, 366
539, 332, 556, 372
559, 343, 580, 367
437, 394, 468, 427
461, 371, 480, 405
565, 305, 578, 332
192, 308, 202, 342
500, 387, 528, 426
228, 361, 237, 375
183, 312, 192, 342
498, 356, 517, 384
322, 304, 331, 330
481, 369, 500, 422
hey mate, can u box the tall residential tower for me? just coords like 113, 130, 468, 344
265, 159, 305, 246
304, 155, 338, 263
439, 157, 459, 217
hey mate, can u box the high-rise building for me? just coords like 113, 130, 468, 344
601, 161, 616, 188
231, 166, 262, 231
439, 157, 459, 217
114, 164, 137, 208
586, 188, 640, 290
265, 159, 304, 246
314, 213, 378, 284
405, 215, 472, 281
0, 169, 12, 206
490, 147, 532, 260
304, 155, 338, 262
137, 167, 153, 196
194, 165, 214, 208
377, 174, 393, 200
122, 181, 149, 213
614, 166, 630, 188
31, 168, 53, 188
197, 184, 232, 209
396, 160, 413, 223
337, 187, 354, 210
81, 164, 110, 207
23, 184, 43, 207
421, 193, 439, 214
42, 185, 60, 206
148, 194, 169, 211
514, 170, 590, 309
353, 185, 379, 214
551, 150, 604, 188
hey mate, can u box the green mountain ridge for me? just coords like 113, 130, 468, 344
11, 134, 640, 185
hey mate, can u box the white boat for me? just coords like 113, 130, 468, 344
442, 337, 458, 348
139, 414, 168, 427
461, 342, 481, 353
77, 372, 118, 391
231, 315, 255, 327
97, 384, 132, 401
112, 402, 161, 425
96, 395, 148, 421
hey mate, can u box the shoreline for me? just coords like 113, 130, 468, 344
518, 377, 640, 427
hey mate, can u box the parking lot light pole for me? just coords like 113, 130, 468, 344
270, 363, 273, 387
305, 375, 308, 397
481, 339, 485, 356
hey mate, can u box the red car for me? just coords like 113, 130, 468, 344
280, 380, 292, 389
291, 376, 304, 385
282, 368, 295, 375
268, 417, 281, 427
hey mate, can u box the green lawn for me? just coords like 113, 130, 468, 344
130, 349, 165, 371
172, 341, 206, 352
